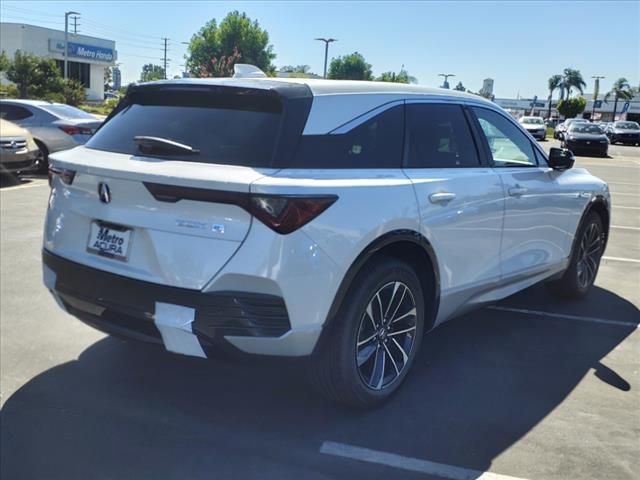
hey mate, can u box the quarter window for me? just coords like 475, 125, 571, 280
292, 106, 404, 168
472, 107, 538, 167
405, 103, 479, 168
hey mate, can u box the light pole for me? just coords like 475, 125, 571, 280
64, 11, 80, 79
315, 38, 337, 78
591, 75, 605, 119
438, 73, 455, 89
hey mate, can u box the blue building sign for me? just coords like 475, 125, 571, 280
49, 39, 114, 63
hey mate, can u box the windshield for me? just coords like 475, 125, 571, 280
615, 122, 640, 130
569, 124, 604, 134
41, 104, 98, 120
521, 117, 543, 124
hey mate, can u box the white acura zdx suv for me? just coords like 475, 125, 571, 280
43, 73, 610, 407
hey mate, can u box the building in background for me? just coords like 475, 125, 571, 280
0, 22, 117, 101
482, 78, 494, 95
112, 66, 122, 91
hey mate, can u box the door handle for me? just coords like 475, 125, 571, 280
508, 185, 528, 197
429, 192, 456, 204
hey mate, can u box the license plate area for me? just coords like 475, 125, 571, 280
87, 221, 132, 261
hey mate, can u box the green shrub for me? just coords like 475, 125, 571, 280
557, 96, 587, 118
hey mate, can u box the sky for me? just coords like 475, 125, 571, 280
1, 0, 639, 98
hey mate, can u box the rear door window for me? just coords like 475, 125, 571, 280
291, 106, 404, 168
0, 104, 33, 121
86, 88, 283, 167
405, 103, 480, 168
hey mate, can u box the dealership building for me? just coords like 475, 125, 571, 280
0, 23, 117, 101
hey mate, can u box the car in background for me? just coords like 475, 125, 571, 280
561, 122, 609, 157
0, 118, 39, 173
518, 116, 546, 140
606, 121, 640, 146
0, 100, 103, 173
554, 118, 589, 140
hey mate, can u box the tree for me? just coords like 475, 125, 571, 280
546, 74, 562, 119
327, 52, 373, 81
377, 67, 416, 84
560, 68, 586, 99
186, 11, 275, 77
281, 64, 310, 73
104, 66, 113, 90
0, 50, 9, 72
139, 64, 165, 82
604, 77, 635, 121
5, 50, 61, 98
557, 96, 587, 119
453, 81, 466, 92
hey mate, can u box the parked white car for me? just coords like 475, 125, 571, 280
42, 75, 610, 407
518, 116, 547, 140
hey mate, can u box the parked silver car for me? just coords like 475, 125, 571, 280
0, 118, 39, 173
0, 100, 103, 172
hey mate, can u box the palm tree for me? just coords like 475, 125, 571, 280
547, 74, 562, 119
561, 68, 586, 99
604, 77, 635, 121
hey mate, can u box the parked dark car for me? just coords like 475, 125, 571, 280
553, 118, 589, 140
561, 123, 609, 157
606, 121, 640, 146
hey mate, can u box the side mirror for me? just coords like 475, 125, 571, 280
548, 147, 574, 170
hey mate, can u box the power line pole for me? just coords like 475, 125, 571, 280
162, 38, 169, 79
438, 73, 455, 89
71, 15, 80, 34
64, 11, 80, 79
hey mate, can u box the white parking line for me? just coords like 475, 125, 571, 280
0, 182, 48, 192
488, 306, 638, 328
607, 182, 640, 186
610, 225, 640, 231
611, 192, 640, 197
320, 441, 528, 480
615, 206, 640, 210
602, 256, 640, 264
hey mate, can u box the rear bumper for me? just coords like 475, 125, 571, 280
43, 249, 321, 358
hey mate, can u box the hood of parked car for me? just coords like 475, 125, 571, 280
0, 118, 31, 138
612, 128, 640, 134
566, 132, 608, 141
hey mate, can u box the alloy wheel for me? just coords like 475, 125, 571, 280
355, 281, 417, 390
576, 222, 602, 289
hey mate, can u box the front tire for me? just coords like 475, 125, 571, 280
311, 257, 425, 408
548, 212, 604, 299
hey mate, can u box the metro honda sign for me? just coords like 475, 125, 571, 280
49, 39, 115, 63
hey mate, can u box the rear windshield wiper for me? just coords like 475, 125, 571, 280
133, 136, 200, 155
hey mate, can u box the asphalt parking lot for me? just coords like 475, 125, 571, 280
1, 143, 639, 480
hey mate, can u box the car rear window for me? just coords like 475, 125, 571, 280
42, 104, 97, 120
86, 87, 283, 167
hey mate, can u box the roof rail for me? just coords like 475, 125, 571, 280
233, 64, 267, 79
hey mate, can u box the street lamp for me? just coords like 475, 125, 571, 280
315, 38, 337, 79
591, 75, 605, 119
438, 73, 455, 89
64, 11, 80, 79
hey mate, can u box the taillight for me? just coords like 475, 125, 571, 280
58, 125, 93, 136
248, 195, 337, 234
48, 166, 76, 186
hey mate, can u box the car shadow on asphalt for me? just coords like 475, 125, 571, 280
1, 285, 638, 479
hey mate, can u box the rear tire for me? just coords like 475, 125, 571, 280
310, 257, 425, 408
34, 140, 49, 174
547, 212, 604, 299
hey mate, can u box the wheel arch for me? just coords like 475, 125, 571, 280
314, 229, 440, 354
571, 194, 610, 258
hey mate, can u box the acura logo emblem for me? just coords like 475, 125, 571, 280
98, 182, 111, 204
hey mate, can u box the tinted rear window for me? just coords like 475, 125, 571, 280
291, 106, 404, 168
86, 88, 283, 167
43, 104, 97, 120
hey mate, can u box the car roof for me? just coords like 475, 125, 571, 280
0, 98, 54, 106
138, 77, 493, 103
